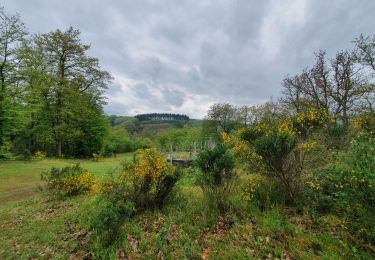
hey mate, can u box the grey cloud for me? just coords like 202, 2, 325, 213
2, 0, 375, 118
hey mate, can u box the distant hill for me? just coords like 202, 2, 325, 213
135, 113, 189, 121
106, 114, 203, 137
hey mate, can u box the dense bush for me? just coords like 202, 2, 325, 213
195, 144, 236, 213
90, 148, 180, 245
308, 132, 375, 242
33, 151, 46, 159
310, 132, 375, 211
41, 164, 97, 198
101, 128, 153, 156
240, 174, 286, 210
100, 148, 180, 210
124, 148, 181, 209
293, 109, 329, 139
91, 198, 134, 246
242, 125, 302, 204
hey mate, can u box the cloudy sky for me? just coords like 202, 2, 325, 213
3, 0, 375, 118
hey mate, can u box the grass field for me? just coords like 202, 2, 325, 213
0, 154, 133, 206
1, 154, 374, 259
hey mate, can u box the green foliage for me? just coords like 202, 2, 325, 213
0, 11, 111, 159
241, 175, 287, 210
308, 132, 375, 242
243, 127, 301, 204
91, 198, 134, 246
90, 149, 180, 245
41, 164, 96, 199
124, 148, 181, 209
322, 122, 351, 150
253, 133, 298, 170
195, 144, 236, 213
156, 127, 203, 151
310, 133, 375, 211
100, 148, 181, 210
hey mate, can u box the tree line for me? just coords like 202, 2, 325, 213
0, 7, 111, 158
135, 113, 189, 122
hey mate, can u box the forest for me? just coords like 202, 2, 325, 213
1, 5, 375, 260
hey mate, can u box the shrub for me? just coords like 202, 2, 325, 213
293, 108, 329, 139
91, 198, 134, 246
114, 148, 180, 210
195, 144, 236, 213
310, 132, 375, 212
34, 151, 46, 159
308, 132, 375, 242
240, 174, 286, 210
92, 153, 100, 162
240, 117, 319, 205
90, 148, 180, 245
253, 132, 304, 204
41, 164, 97, 198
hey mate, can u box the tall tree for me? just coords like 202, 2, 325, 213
32, 27, 111, 156
0, 7, 27, 157
282, 51, 331, 114
330, 50, 368, 125
354, 34, 375, 112
206, 103, 238, 134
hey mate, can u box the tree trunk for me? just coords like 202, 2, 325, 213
57, 141, 62, 157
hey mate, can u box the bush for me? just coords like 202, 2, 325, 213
92, 153, 100, 162
310, 132, 375, 212
240, 174, 286, 210
91, 198, 134, 246
126, 148, 181, 209
41, 164, 97, 199
34, 150, 46, 159
324, 122, 351, 150
308, 132, 375, 242
90, 148, 179, 245
195, 144, 236, 213
253, 132, 303, 204
293, 108, 329, 139
101, 148, 180, 210
241, 119, 311, 205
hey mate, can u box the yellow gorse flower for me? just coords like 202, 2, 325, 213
127, 148, 171, 184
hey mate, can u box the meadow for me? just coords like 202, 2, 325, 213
0, 154, 133, 206
1, 147, 374, 259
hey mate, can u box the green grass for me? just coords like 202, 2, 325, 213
0, 153, 133, 206
1, 157, 374, 259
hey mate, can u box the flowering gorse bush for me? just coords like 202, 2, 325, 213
293, 108, 329, 138
308, 132, 375, 242
221, 131, 264, 172
41, 164, 97, 199
120, 148, 181, 209
310, 132, 375, 211
239, 117, 315, 204
352, 112, 375, 134
90, 148, 180, 245
240, 174, 286, 210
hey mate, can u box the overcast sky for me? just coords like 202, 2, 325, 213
2, 0, 375, 118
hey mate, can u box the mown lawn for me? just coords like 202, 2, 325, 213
0, 153, 133, 206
